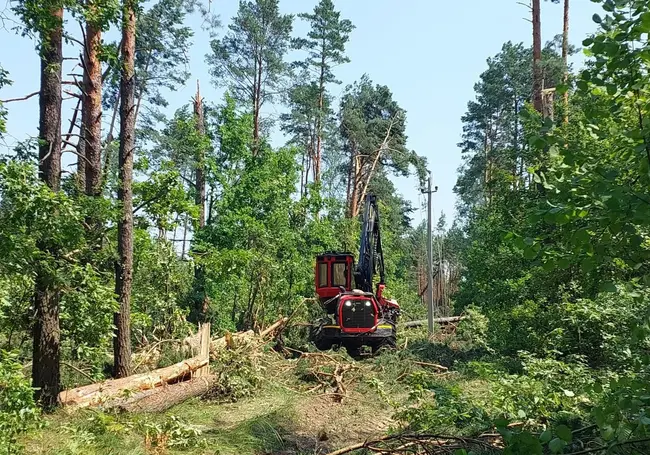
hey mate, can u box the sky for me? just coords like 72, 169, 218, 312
0, 0, 602, 230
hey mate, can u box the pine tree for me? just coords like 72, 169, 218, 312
294, 0, 354, 184
33, 0, 64, 409
81, 0, 115, 197
11, 0, 66, 409
339, 75, 426, 217
207, 0, 293, 145
114, 0, 136, 378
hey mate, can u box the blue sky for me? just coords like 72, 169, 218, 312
1, 0, 602, 229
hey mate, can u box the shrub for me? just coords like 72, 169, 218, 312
0, 350, 40, 453
456, 304, 491, 351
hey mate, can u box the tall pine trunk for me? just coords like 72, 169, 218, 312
83, 14, 103, 197
253, 56, 262, 148
315, 48, 326, 185
562, 0, 569, 123
33, 5, 63, 410
532, 0, 543, 113
193, 80, 208, 322
114, 0, 136, 379
193, 80, 206, 228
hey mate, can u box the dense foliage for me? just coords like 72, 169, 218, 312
7, 0, 650, 453
0, 0, 429, 437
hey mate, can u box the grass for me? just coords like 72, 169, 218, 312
22, 385, 301, 455
20, 327, 501, 455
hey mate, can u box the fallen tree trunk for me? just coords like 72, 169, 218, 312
112, 375, 218, 413
403, 316, 466, 328
260, 317, 288, 338
58, 355, 208, 408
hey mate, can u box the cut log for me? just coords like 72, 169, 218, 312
413, 361, 448, 371
112, 375, 218, 413
260, 317, 288, 338
58, 355, 208, 408
403, 316, 466, 328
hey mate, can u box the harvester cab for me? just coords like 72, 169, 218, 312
310, 195, 400, 355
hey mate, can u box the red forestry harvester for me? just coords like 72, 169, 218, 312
310, 194, 400, 355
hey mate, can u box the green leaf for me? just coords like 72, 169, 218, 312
602, 425, 615, 440
556, 425, 573, 443
543, 259, 556, 271
641, 12, 650, 32
606, 84, 617, 95
494, 417, 509, 429
576, 80, 589, 91
555, 84, 569, 95
524, 247, 538, 260
549, 438, 567, 453
582, 38, 594, 47
581, 257, 596, 273
599, 281, 617, 293
593, 13, 602, 24
539, 429, 553, 444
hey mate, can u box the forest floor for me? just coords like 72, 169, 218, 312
20, 326, 489, 455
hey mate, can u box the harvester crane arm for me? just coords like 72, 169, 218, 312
354, 194, 385, 293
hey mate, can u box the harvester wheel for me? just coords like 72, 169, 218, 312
310, 321, 333, 351
372, 335, 397, 355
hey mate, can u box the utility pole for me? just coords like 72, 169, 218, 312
422, 171, 438, 336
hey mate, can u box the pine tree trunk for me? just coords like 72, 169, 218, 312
350, 156, 361, 218
193, 80, 206, 228
345, 148, 354, 215
304, 153, 311, 196
69, 96, 85, 191
562, 0, 569, 124
83, 17, 103, 197
32, 274, 60, 410
253, 56, 262, 147
532, 0, 543, 113
33, 5, 63, 410
315, 48, 326, 185
300, 149, 306, 197
77, 119, 86, 191
193, 80, 208, 322
114, 0, 136, 379
38, 16, 63, 191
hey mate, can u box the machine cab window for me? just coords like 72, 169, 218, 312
315, 253, 354, 301
332, 262, 348, 287
317, 262, 328, 288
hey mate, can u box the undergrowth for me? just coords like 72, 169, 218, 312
19, 313, 645, 455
